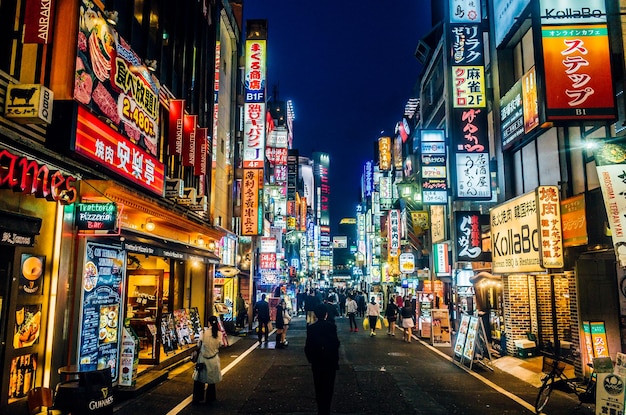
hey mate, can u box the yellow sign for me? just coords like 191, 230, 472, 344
452, 66, 486, 108
5, 84, 53, 124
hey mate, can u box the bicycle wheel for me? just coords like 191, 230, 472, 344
535, 376, 554, 414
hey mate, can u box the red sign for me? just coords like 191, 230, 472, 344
259, 252, 277, 269
168, 100, 185, 155
0, 148, 77, 204
23, 0, 55, 44
194, 127, 208, 176
182, 115, 197, 167
75, 106, 165, 196
542, 25, 615, 121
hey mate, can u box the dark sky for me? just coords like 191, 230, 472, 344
243, 1, 433, 232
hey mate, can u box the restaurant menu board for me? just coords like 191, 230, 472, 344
161, 313, 179, 353
173, 309, 193, 346
78, 242, 126, 382
463, 316, 479, 361
188, 307, 202, 341
454, 314, 471, 358
8, 353, 37, 403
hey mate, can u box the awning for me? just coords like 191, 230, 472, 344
121, 229, 221, 264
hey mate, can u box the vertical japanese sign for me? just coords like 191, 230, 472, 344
378, 136, 392, 171
243, 39, 267, 168
455, 211, 489, 262
541, 25, 615, 121
241, 169, 263, 236
560, 194, 588, 247
388, 209, 400, 258
536, 185, 563, 269
448, 3, 491, 201
420, 130, 448, 204
78, 242, 126, 382
212, 41, 221, 166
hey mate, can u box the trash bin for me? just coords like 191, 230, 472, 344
55, 366, 114, 415
514, 339, 537, 358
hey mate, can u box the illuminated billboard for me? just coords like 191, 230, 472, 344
241, 169, 263, 236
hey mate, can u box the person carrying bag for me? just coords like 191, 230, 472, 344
192, 315, 223, 404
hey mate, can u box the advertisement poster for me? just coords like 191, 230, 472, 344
188, 307, 203, 341
78, 242, 126, 382
161, 313, 179, 353
173, 309, 193, 347
454, 314, 471, 358
463, 316, 479, 361
119, 327, 137, 387
19, 254, 44, 294
8, 353, 37, 403
13, 304, 42, 349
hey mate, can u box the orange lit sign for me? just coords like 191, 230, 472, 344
542, 25, 615, 121
378, 137, 392, 171
241, 169, 263, 235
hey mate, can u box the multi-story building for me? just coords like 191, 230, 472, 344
0, 0, 242, 411
413, 0, 626, 372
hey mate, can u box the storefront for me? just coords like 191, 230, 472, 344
0, 144, 79, 411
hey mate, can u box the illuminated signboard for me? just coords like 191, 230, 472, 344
244, 39, 266, 102
561, 194, 587, 247
75, 0, 159, 156
241, 169, 263, 236
75, 203, 118, 231
522, 67, 540, 134
23, 0, 55, 44
450, 25, 483, 65
388, 209, 400, 258
74, 106, 165, 196
243, 103, 266, 168
449, 0, 481, 23
455, 211, 489, 262
541, 25, 615, 121
378, 137, 392, 171
540, 0, 607, 25
490, 186, 563, 273
452, 66, 486, 108
168, 100, 184, 156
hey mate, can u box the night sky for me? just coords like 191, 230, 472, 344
243, 1, 433, 232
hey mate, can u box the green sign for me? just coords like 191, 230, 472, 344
75, 203, 118, 231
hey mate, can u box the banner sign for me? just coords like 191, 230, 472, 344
378, 136, 392, 171
168, 99, 184, 155
536, 185, 564, 268
23, 0, 55, 44
243, 103, 266, 168
244, 39, 266, 103
194, 127, 208, 176
388, 209, 400, 258
450, 25, 484, 65
182, 115, 196, 167
561, 193, 587, 247
420, 130, 448, 204
75, 0, 160, 156
452, 66, 486, 108
541, 25, 615, 121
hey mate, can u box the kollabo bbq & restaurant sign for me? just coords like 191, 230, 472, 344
490, 186, 563, 274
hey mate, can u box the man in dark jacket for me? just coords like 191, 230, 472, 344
304, 289, 321, 325
305, 304, 340, 415
254, 294, 270, 343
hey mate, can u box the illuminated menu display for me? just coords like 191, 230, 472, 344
78, 242, 126, 382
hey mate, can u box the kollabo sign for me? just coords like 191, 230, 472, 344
490, 186, 563, 273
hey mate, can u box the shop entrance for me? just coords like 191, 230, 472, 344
126, 269, 164, 365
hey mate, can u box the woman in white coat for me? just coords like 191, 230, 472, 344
192, 315, 222, 404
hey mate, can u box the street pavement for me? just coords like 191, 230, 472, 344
113, 315, 595, 415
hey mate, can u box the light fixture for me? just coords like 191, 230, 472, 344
208, 241, 216, 250
144, 218, 155, 232
104, 10, 119, 26
145, 59, 157, 72
197, 235, 205, 246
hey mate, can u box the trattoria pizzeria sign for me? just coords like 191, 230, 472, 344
490, 186, 563, 274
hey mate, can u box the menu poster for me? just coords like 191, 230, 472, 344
454, 314, 471, 358
19, 254, 45, 295
463, 316, 479, 361
161, 313, 179, 353
78, 242, 126, 382
188, 307, 202, 341
173, 309, 193, 346
119, 327, 138, 387
8, 353, 37, 402
13, 304, 42, 349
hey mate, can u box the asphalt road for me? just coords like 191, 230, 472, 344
113, 315, 595, 415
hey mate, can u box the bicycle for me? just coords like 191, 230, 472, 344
534, 352, 596, 414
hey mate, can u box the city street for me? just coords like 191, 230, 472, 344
113, 316, 594, 415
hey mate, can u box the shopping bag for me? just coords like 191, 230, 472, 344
363, 318, 369, 330
376, 317, 382, 330
383, 317, 389, 328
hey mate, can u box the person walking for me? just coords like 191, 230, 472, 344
401, 299, 415, 343
235, 292, 247, 329
345, 295, 358, 332
254, 293, 270, 343
366, 296, 380, 337
275, 298, 286, 348
357, 292, 366, 318
324, 295, 339, 324
385, 297, 399, 336
192, 315, 222, 404
305, 304, 340, 415
305, 289, 321, 325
